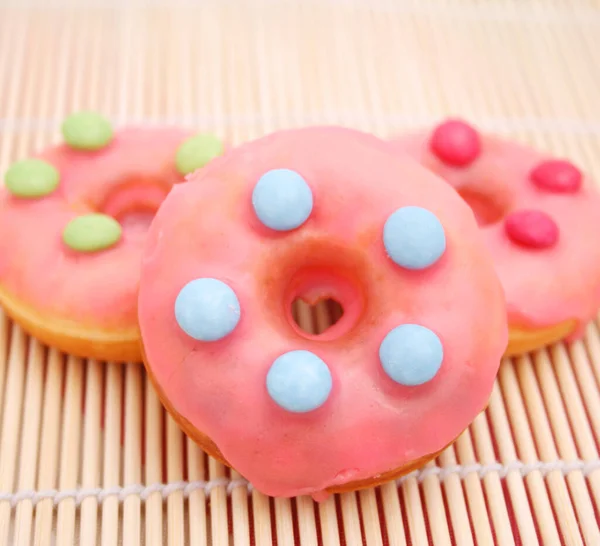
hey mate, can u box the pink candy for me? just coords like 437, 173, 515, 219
429, 119, 481, 167
504, 209, 559, 249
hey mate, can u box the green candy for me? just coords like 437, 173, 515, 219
63, 213, 122, 253
175, 133, 224, 176
4, 158, 60, 198
61, 111, 114, 151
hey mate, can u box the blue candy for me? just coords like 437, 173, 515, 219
383, 206, 446, 270
252, 168, 313, 231
266, 350, 333, 413
379, 324, 443, 386
174, 278, 241, 341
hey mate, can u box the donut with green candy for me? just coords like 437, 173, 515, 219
0, 111, 225, 362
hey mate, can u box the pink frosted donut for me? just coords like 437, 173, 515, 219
138, 126, 508, 499
0, 113, 225, 362
389, 118, 600, 356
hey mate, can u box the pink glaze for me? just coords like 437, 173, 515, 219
389, 119, 600, 340
138, 126, 508, 499
0, 127, 191, 332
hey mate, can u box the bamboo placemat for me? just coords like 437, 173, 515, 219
1, 0, 600, 544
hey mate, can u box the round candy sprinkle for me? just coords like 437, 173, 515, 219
62, 213, 122, 252
266, 350, 333, 413
4, 158, 60, 198
504, 209, 559, 249
175, 278, 241, 342
529, 159, 582, 193
379, 324, 443, 386
175, 133, 224, 176
383, 206, 446, 270
252, 168, 313, 231
429, 119, 481, 167
61, 111, 114, 151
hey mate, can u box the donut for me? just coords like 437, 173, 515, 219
389, 118, 600, 356
0, 111, 225, 362
138, 126, 508, 499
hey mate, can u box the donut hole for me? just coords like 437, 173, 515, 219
261, 238, 369, 341
456, 187, 507, 226
99, 180, 169, 236
114, 205, 157, 233
283, 262, 366, 342
291, 296, 345, 335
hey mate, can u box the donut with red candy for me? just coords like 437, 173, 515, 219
389, 118, 600, 356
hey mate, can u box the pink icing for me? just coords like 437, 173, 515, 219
138, 126, 508, 499
0, 127, 191, 331
389, 122, 600, 340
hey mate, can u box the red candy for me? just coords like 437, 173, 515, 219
530, 160, 582, 193
429, 119, 481, 167
504, 209, 559, 249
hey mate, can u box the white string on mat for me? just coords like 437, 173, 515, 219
8, 0, 600, 26
2, 115, 600, 135
314, 0, 600, 25
0, 458, 598, 508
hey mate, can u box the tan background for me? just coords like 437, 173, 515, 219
1, 0, 600, 544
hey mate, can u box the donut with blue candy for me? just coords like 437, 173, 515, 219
138, 126, 508, 500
